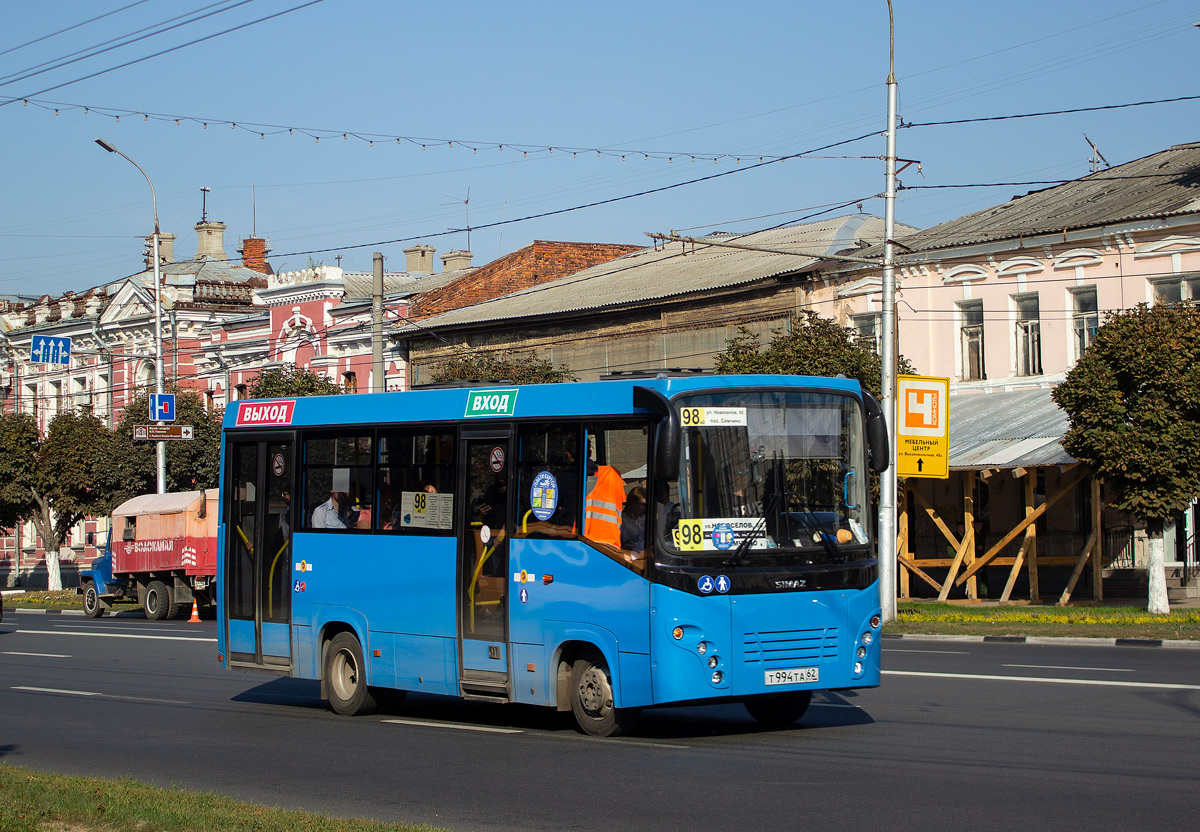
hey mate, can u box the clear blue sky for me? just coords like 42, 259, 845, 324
1, 0, 1197, 297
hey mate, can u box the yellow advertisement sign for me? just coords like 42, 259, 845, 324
896, 375, 949, 478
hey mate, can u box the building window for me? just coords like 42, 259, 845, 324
958, 300, 985, 381
343, 371, 358, 394
205, 390, 215, 412
1013, 293, 1042, 376
851, 312, 882, 355
1151, 273, 1200, 305
234, 384, 247, 402
1071, 286, 1099, 359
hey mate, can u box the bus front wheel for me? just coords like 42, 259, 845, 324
83, 583, 105, 618
570, 651, 639, 737
325, 632, 377, 716
744, 690, 813, 727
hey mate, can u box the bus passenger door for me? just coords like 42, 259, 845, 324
226, 437, 295, 671
458, 432, 512, 698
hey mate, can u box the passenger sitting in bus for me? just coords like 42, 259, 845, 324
620, 486, 647, 553
312, 490, 349, 529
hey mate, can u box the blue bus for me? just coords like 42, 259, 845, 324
217, 374, 888, 736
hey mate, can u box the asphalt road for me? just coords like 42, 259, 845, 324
2, 611, 1198, 832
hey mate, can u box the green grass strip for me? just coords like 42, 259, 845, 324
0, 765, 446, 832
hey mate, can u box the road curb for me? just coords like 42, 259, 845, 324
12, 608, 85, 616
884, 632, 1200, 649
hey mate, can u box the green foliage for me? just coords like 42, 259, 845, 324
1052, 303, 1200, 523
248, 364, 343, 398
431, 351, 578, 385
103, 389, 223, 500
0, 409, 112, 552
713, 310, 913, 395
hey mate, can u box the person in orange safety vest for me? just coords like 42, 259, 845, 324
583, 465, 626, 547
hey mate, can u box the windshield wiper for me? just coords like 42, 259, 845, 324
791, 504, 845, 562
724, 491, 778, 568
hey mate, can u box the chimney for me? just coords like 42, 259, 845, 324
440, 250, 473, 272
404, 244, 436, 274
195, 220, 227, 259
143, 232, 176, 270
238, 235, 272, 274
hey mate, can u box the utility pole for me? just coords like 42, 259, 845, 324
879, 1, 900, 622
372, 252, 384, 393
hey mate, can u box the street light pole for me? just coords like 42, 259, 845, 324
95, 138, 166, 494
879, 3, 900, 622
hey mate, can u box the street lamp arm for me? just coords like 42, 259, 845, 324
94, 138, 158, 231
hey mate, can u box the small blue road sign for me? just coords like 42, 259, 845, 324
30, 335, 71, 366
150, 393, 176, 422
715, 575, 731, 594
698, 575, 715, 595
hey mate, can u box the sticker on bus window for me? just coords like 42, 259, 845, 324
530, 470, 558, 521
679, 406, 747, 427
399, 491, 454, 530
672, 517, 771, 552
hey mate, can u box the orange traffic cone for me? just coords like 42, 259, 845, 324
189, 599, 201, 623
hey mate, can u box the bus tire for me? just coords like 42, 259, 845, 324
744, 690, 813, 727
569, 650, 639, 737
144, 581, 169, 620
83, 583, 105, 618
325, 632, 377, 716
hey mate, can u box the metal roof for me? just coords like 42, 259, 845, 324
948, 387, 1075, 470
340, 270, 462, 301
882, 142, 1200, 255
406, 214, 901, 331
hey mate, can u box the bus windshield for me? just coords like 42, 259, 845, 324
665, 390, 869, 560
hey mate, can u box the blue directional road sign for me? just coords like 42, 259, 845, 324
30, 335, 71, 366
150, 393, 176, 422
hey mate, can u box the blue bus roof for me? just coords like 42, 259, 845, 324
222, 374, 864, 431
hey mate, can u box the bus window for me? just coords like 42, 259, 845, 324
302, 434, 375, 531
515, 423, 581, 539
378, 430, 456, 533
582, 422, 650, 568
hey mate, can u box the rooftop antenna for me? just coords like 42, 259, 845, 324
442, 187, 471, 251
1083, 135, 1110, 173
200, 186, 212, 222
335, 254, 343, 267
251, 182, 256, 236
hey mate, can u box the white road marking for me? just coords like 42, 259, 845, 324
13, 686, 101, 697
811, 702, 861, 709
11, 685, 188, 705
1003, 664, 1135, 672
15, 629, 214, 643
2, 651, 71, 658
382, 718, 522, 734
884, 648, 970, 654
55, 623, 205, 635
884, 669, 1200, 690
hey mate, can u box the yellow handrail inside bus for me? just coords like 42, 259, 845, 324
468, 528, 505, 632
266, 539, 290, 617
236, 524, 253, 554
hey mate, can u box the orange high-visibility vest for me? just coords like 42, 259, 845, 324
584, 465, 626, 547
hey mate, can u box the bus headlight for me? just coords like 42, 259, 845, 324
856, 646, 867, 659
862, 631, 873, 645
672, 627, 684, 640
697, 641, 708, 655
854, 662, 863, 674
707, 656, 718, 669
711, 671, 723, 684
870, 614, 881, 629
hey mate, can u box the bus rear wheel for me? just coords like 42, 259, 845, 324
744, 690, 813, 727
144, 581, 169, 620
83, 583, 105, 618
325, 632, 377, 716
570, 651, 639, 737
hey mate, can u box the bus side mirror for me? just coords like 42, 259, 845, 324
862, 390, 890, 474
633, 385, 680, 479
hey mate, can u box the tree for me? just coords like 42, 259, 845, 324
714, 310, 913, 395
248, 364, 343, 399
431, 351, 577, 385
102, 390, 224, 501
1052, 303, 1200, 614
0, 409, 113, 590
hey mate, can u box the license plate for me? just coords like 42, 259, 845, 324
764, 667, 819, 686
